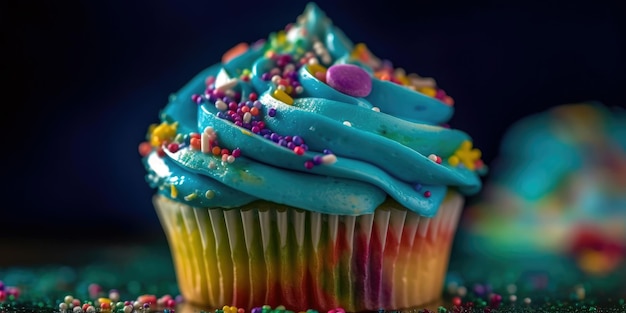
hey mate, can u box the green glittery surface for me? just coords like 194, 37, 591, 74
1, 240, 625, 313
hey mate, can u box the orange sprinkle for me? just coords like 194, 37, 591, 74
222, 42, 249, 63
190, 137, 201, 150
378, 73, 391, 81
212, 146, 222, 156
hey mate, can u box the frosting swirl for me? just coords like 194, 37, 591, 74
140, 3, 486, 217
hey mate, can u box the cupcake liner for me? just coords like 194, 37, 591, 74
154, 192, 463, 312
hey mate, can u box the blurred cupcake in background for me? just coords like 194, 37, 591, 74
457, 102, 626, 277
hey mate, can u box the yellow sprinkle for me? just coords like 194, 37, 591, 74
396, 74, 410, 85
184, 193, 197, 201
150, 121, 178, 147
242, 69, 251, 76
170, 185, 178, 198
97, 298, 111, 304
418, 87, 437, 97
306, 63, 327, 75
351, 43, 368, 59
272, 89, 294, 105
448, 155, 460, 166
240, 129, 252, 136
276, 30, 287, 44
222, 306, 238, 313
205, 190, 215, 199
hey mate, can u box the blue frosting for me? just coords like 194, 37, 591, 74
142, 2, 485, 216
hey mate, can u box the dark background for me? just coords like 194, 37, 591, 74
3, 0, 625, 244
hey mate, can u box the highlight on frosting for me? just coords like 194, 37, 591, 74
139, 2, 486, 216
459, 102, 626, 276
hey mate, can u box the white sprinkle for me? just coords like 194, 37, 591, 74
428, 154, 438, 162
215, 100, 228, 111
227, 155, 236, 163
109, 291, 120, 302
215, 78, 238, 92
308, 57, 319, 65
208, 161, 217, 169
243, 112, 252, 123
343, 121, 352, 127
201, 132, 211, 154
295, 86, 304, 94
457, 286, 467, 297
321, 54, 332, 65
64, 296, 74, 304
277, 84, 286, 91
284, 63, 295, 72
124, 305, 133, 313
509, 295, 517, 302
371, 106, 380, 112
86, 306, 96, 313
523, 297, 531, 304
73, 306, 83, 313
204, 126, 215, 135
506, 284, 517, 294
59, 303, 68, 311
321, 154, 337, 165
271, 75, 281, 84
205, 190, 215, 199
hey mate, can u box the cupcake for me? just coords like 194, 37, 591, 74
139, 3, 486, 312
457, 102, 626, 277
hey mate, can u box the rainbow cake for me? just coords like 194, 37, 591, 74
138, 3, 486, 312
458, 102, 626, 277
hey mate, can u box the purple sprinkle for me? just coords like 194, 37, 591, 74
268, 108, 277, 117
234, 121, 243, 127
323, 149, 333, 154
326, 64, 373, 97
260, 129, 272, 135
270, 133, 280, 142
242, 122, 251, 129
414, 183, 422, 191
253, 100, 263, 108
222, 96, 232, 103
251, 308, 263, 313
304, 160, 315, 169
251, 126, 261, 134
473, 284, 486, 296
313, 155, 323, 165
278, 139, 288, 147
284, 135, 292, 142
191, 94, 200, 103
261, 72, 272, 81
292, 135, 303, 145
0, 281, 4, 291
299, 144, 308, 151
287, 142, 296, 149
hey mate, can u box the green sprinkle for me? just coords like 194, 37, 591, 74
437, 306, 447, 313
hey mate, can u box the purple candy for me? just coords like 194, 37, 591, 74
326, 64, 372, 97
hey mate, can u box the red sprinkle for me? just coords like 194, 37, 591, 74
424, 190, 432, 198
138, 142, 152, 157
452, 296, 462, 306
